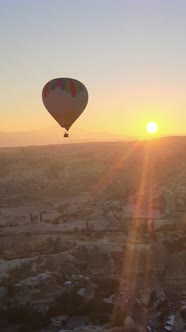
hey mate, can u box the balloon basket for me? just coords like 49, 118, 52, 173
64, 132, 69, 138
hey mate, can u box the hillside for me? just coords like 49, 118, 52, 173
0, 137, 185, 205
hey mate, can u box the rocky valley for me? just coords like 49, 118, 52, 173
0, 137, 186, 332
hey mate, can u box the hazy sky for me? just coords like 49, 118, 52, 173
0, 0, 186, 138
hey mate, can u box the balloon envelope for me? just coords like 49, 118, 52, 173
42, 78, 88, 131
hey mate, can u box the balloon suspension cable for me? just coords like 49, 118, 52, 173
64, 131, 69, 138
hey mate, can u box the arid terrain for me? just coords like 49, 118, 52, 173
0, 137, 186, 332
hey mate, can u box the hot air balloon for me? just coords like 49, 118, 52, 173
42, 78, 88, 137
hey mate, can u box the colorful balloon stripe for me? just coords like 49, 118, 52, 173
44, 78, 83, 97
61, 79, 65, 90
51, 80, 57, 90
70, 79, 76, 97
56, 79, 62, 87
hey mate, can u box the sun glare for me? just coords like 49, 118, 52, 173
146, 121, 158, 134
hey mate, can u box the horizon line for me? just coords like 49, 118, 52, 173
0, 134, 185, 150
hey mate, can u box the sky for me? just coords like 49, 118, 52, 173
0, 0, 186, 141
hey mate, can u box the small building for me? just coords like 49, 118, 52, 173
30, 298, 53, 313
64, 281, 72, 286
77, 281, 96, 302
50, 315, 68, 328
83, 281, 96, 302
65, 315, 91, 329
164, 312, 184, 332
124, 316, 135, 329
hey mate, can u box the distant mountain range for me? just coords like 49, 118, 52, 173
0, 127, 185, 148
0, 126, 137, 148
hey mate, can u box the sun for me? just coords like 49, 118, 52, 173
146, 121, 159, 134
